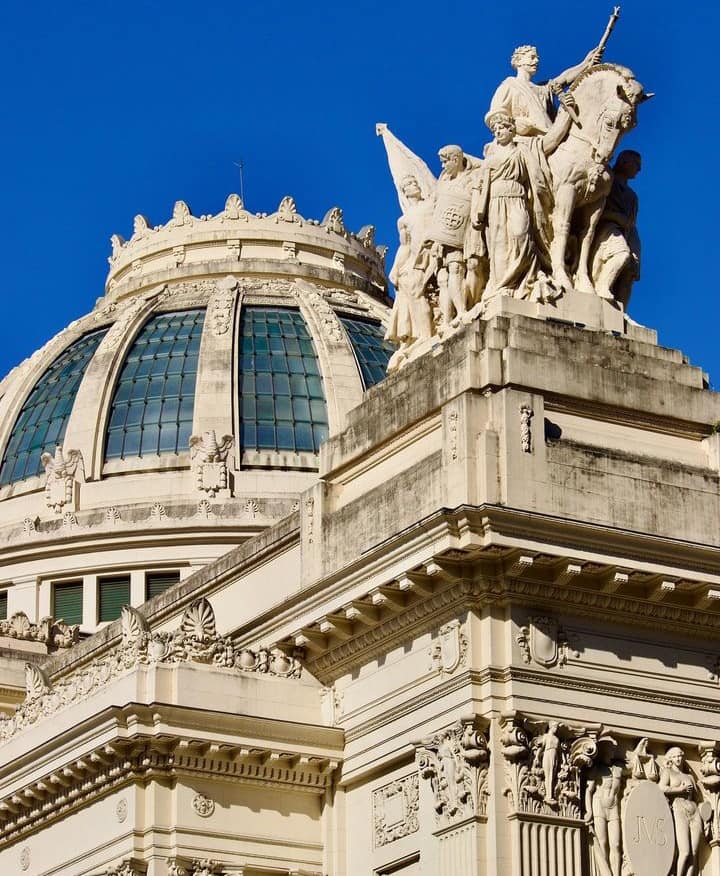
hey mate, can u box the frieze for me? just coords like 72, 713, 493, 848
0, 598, 302, 743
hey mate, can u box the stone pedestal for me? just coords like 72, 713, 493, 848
436, 816, 486, 875
509, 815, 584, 876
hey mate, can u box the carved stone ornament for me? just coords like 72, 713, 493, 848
273, 195, 303, 225
41, 446, 82, 513
149, 502, 167, 523
22, 516, 38, 535
517, 616, 577, 668
292, 279, 346, 345
519, 404, 534, 453
104, 860, 147, 876
209, 276, 237, 336
0, 612, 79, 649
373, 773, 420, 847
429, 618, 468, 674
322, 206, 346, 235
116, 797, 128, 823
500, 712, 609, 820
20, 846, 30, 871
700, 743, 720, 845
0, 599, 302, 743
191, 792, 215, 817
189, 431, 234, 497
415, 717, 490, 825
623, 780, 674, 876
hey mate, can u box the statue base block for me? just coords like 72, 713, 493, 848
479, 289, 657, 345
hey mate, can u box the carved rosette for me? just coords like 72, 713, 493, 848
373, 774, 420, 847
189, 430, 234, 497
191, 792, 215, 818
41, 446, 82, 513
415, 718, 490, 825
0, 598, 303, 743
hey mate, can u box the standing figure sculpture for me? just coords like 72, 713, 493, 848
376, 124, 437, 364
420, 145, 485, 328
659, 747, 703, 876
474, 109, 569, 300
584, 749, 623, 876
590, 149, 641, 309
487, 43, 602, 138
540, 721, 561, 804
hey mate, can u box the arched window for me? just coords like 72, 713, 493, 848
338, 315, 395, 389
105, 310, 205, 460
0, 328, 107, 485
239, 307, 328, 455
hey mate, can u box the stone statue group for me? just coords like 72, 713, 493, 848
377, 9, 650, 370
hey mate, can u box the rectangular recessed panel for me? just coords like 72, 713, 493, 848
146, 571, 181, 600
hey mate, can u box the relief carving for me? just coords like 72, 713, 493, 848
416, 717, 490, 824
41, 446, 82, 513
373, 773, 420, 847
0, 612, 79, 649
189, 431, 234, 497
208, 276, 237, 336
0, 599, 302, 742
191, 792, 215, 818
519, 404, 534, 453
429, 618, 468, 675
517, 615, 577, 668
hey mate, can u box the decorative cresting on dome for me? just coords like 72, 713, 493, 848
106, 194, 388, 301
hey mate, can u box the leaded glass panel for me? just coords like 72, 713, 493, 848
0, 329, 108, 485
239, 307, 328, 454
339, 315, 395, 389
105, 310, 205, 460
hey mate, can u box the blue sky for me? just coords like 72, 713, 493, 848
0, 0, 717, 386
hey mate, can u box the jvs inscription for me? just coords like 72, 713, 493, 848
623, 781, 675, 876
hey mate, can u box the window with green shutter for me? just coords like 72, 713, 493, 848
145, 570, 180, 601
98, 575, 130, 623
0, 591, 7, 621
54, 581, 83, 625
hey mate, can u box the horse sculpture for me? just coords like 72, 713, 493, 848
547, 64, 651, 295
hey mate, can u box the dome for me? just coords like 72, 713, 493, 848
0, 194, 394, 634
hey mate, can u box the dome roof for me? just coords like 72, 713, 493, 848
0, 195, 394, 632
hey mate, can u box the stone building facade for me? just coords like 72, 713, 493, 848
0, 182, 719, 876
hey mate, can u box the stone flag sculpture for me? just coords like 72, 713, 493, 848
378, 7, 652, 373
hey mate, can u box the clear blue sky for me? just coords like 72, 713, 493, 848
0, 0, 716, 386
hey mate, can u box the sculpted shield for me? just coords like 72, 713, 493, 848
623, 781, 674, 876
429, 190, 471, 248
530, 617, 558, 667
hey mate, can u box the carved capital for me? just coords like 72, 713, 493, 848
415, 717, 490, 825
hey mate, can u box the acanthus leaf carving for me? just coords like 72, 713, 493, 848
209, 276, 237, 336
25, 663, 51, 702
292, 280, 345, 345
415, 717, 490, 825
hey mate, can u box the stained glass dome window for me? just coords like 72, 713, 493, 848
0, 328, 107, 485
105, 310, 205, 460
339, 315, 395, 389
239, 307, 329, 455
